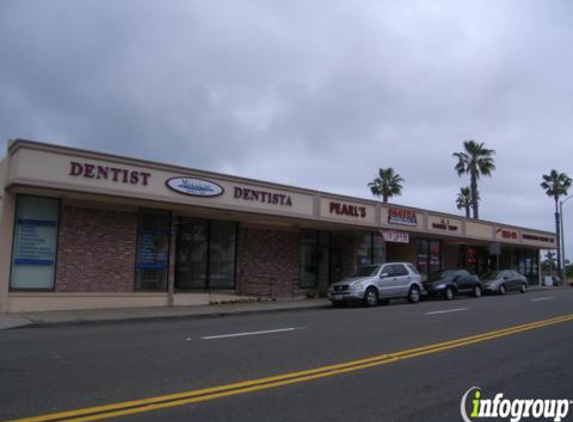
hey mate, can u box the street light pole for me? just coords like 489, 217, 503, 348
560, 194, 573, 284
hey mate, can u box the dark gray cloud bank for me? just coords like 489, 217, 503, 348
1, 1, 572, 254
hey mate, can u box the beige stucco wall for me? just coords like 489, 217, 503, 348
465, 221, 493, 239
0, 190, 15, 313
8, 293, 168, 312
427, 214, 462, 237
8, 292, 269, 312
5, 140, 557, 251
9, 148, 316, 220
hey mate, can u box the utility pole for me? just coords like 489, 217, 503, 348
560, 195, 573, 284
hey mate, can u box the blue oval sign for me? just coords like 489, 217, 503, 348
166, 177, 224, 197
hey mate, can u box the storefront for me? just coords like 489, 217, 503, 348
0, 140, 557, 312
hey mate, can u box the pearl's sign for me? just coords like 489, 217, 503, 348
329, 201, 367, 218
69, 161, 151, 185
166, 177, 224, 197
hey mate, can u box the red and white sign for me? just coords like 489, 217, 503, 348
496, 227, 518, 240
380, 229, 409, 243
388, 208, 417, 226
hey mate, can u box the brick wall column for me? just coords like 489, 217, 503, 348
56, 204, 138, 292
236, 226, 300, 297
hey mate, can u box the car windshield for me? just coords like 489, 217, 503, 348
428, 269, 454, 281
482, 271, 502, 280
350, 265, 380, 277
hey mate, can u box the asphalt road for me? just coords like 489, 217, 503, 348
2, 288, 573, 422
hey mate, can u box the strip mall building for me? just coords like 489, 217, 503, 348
0, 140, 556, 313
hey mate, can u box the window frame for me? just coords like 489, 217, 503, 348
9, 194, 61, 292
134, 208, 172, 292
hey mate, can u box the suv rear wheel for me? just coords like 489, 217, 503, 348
363, 287, 379, 307
407, 286, 421, 304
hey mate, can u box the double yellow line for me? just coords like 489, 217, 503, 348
7, 313, 573, 422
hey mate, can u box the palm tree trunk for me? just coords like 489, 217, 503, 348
465, 205, 470, 219
471, 169, 478, 219
383, 194, 388, 203
555, 198, 561, 275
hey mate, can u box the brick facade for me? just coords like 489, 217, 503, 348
236, 226, 300, 297
55, 205, 138, 292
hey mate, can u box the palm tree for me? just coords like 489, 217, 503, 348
541, 169, 572, 275
456, 187, 472, 218
368, 168, 404, 203
453, 140, 496, 219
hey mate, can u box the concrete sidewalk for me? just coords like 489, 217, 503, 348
0, 298, 331, 330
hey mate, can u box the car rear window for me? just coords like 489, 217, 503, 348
406, 264, 420, 275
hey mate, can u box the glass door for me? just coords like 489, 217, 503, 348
176, 218, 209, 290
176, 218, 237, 291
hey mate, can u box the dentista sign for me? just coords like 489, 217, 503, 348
166, 177, 224, 197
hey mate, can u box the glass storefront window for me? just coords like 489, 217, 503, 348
10, 195, 60, 290
300, 231, 318, 288
135, 209, 171, 291
516, 249, 539, 285
372, 233, 387, 264
416, 239, 429, 280
176, 218, 236, 290
416, 239, 441, 281
429, 240, 441, 274
356, 234, 372, 267
208, 221, 236, 289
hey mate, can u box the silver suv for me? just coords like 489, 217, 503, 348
328, 262, 423, 307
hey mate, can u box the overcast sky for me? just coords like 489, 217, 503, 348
1, 1, 572, 257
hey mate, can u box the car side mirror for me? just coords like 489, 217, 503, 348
380, 272, 390, 279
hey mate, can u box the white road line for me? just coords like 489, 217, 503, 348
425, 308, 468, 316
530, 296, 554, 302
201, 327, 303, 340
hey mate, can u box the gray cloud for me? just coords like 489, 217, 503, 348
1, 0, 573, 256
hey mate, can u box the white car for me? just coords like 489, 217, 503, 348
328, 262, 423, 307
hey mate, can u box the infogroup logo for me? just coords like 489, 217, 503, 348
461, 387, 572, 422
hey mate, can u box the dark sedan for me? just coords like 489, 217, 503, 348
482, 270, 528, 295
423, 268, 482, 300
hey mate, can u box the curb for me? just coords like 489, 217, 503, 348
12, 303, 331, 329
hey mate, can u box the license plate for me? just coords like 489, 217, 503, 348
333, 295, 343, 301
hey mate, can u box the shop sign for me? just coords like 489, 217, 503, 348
329, 201, 367, 218
431, 218, 459, 232
166, 177, 224, 197
380, 229, 409, 243
388, 208, 417, 226
496, 227, 518, 240
522, 233, 555, 244
69, 161, 152, 186
233, 186, 293, 206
